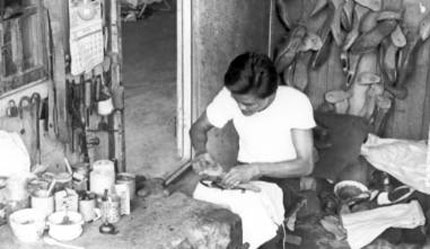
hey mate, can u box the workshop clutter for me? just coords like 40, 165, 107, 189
2, 154, 136, 242
0, 0, 125, 244
305, 133, 430, 248
361, 134, 430, 194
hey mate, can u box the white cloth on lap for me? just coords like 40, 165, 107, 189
193, 180, 284, 249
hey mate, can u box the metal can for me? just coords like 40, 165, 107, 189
116, 173, 136, 200
79, 193, 97, 222
30, 189, 54, 219
72, 163, 90, 191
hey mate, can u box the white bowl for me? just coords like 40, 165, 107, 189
47, 211, 84, 241
9, 208, 46, 242
334, 180, 369, 201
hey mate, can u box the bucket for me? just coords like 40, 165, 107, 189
90, 160, 115, 196
116, 173, 136, 200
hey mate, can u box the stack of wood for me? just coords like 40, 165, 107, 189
274, 0, 430, 135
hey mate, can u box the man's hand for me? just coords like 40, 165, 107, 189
222, 164, 260, 188
191, 152, 223, 179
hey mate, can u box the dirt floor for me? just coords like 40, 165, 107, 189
122, 1, 182, 178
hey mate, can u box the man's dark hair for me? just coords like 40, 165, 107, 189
224, 52, 278, 98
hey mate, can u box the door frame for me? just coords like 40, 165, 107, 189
164, 0, 193, 185
176, 0, 192, 161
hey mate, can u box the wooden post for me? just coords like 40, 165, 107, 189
105, 0, 125, 172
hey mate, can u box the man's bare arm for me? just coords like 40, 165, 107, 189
256, 128, 314, 178
189, 111, 214, 156
222, 128, 314, 186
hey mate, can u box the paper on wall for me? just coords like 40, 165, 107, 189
69, 0, 104, 75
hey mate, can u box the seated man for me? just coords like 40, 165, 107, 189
190, 52, 316, 248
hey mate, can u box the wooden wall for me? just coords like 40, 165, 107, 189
270, 0, 430, 140
192, 0, 271, 166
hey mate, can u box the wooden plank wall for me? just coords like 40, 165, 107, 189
270, 0, 430, 140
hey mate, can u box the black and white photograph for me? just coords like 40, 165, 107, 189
0, 0, 429, 248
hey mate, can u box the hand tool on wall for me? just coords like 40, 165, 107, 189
18, 96, 31, 120
95, 74, 102, 102
6, 100, 18, 117
84, 72, 93, 128
45, 1, 70, 143
79, 74, 87, 127
40, 98, 49, 132
31, 93, 42, 164
42, 7, 57, 139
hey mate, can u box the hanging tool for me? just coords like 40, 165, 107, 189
6, 100, 18, 117
84, 73, 93, 128
40, 98, 49, 132
44, 1, 70, 142
94, 75, 101, 102
31, 93, 42, 164
79, 74, 86, 127
18, 96, 31, 119
18, 96, 31, 136
67, 79, 76, 153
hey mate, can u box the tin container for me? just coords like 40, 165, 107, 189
55, 189, 79, 212
79, 198, 97, 222
116, 173, 136, 200
72, 163, 90, 191
30, 189, 54, 219
43, 172, 72, 193
90, 160, 116, 196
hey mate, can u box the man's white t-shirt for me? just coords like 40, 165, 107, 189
206, 86, 316, 163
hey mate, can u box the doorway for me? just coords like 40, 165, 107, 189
121, 0, 191, 179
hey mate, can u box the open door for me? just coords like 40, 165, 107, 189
169, 0, 272, 183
